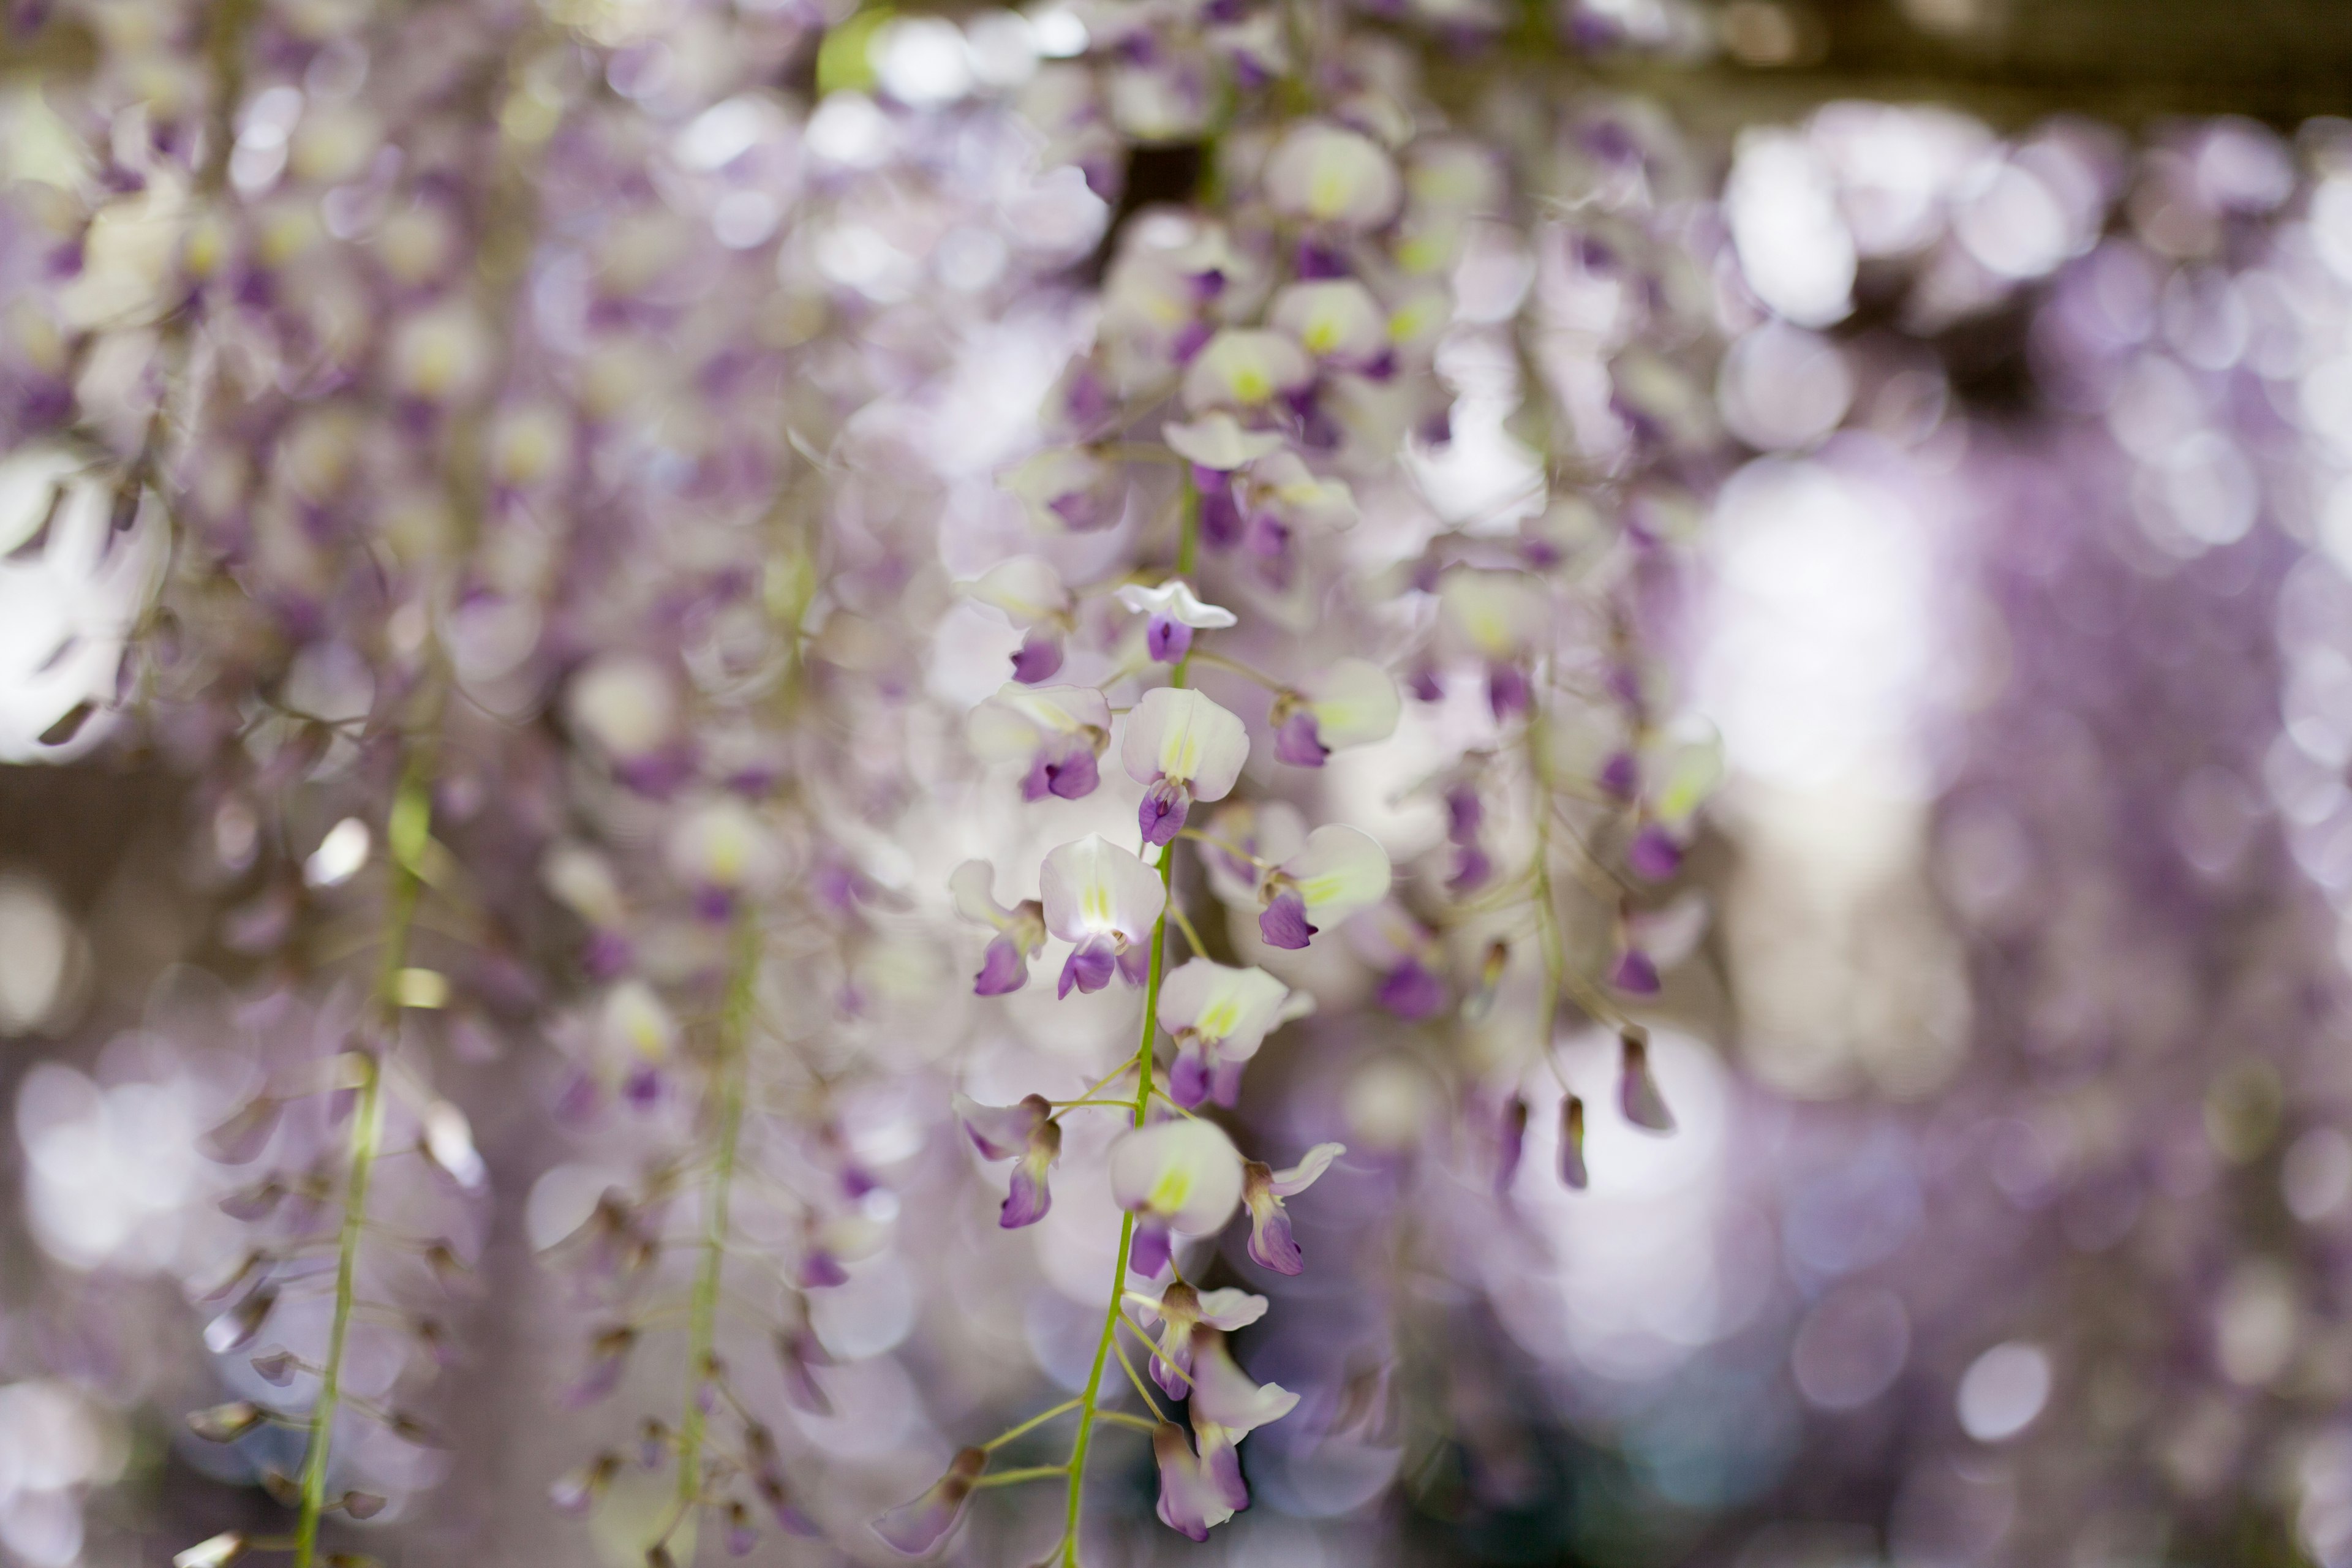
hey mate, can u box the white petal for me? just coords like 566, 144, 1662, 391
1200, 800, 1308, 909
1194, 1288, 1270, 1331
1246, 450, 1357, 530
1163, 413, 1287, 471
962, 555, 1071, 623
1438, 568, 1547, 658
1302, 658, 1400, 748
1121, 687, 1250, 799
1283, 824, 1392, 921
666, 797, 785, 891
1040, 834, 1166, 943
1156, 959, 1294, 1056
1107, 1118, 1244, 1234
948, 859, 1011, 926
1188, 1330, 1300, 1436
1115, 579, 1238, 629
602, 980, 677, 1060
1651, 717, 1725, 827
1263, 121, 1402, 230
993, 682, 1113, 734
567, 654, 674, 758
1180, 329, 1314, 413
1269, 1141, 1345, 1197
1269, 279, 1387, 363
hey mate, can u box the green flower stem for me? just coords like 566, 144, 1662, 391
292, 760, 428, 1568
675, 913, 762, 1521
1062, 477, 1199, 1567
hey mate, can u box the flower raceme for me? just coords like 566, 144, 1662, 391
1121, 687, 1250, 848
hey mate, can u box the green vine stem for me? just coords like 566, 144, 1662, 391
292, 758, 429, 1567
673, 913, 761, 1528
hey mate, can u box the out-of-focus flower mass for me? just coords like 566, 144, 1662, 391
4, 0, 2352, 1564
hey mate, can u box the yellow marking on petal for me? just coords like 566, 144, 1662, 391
1149, 1166, 1194, 1216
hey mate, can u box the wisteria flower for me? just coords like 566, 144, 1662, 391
1156, 960, 1311, 1107
565, 653, 676, 761
1181, 329, 1315, 415
966, 683, 1112, 801
1187, 1327, 1302, 1510
872, 1447, 985, 1556
949, 859, 1047, 996
1039, 834, 1167, 996
1438, 568, 1548, 718
1115, 578, 1237, 665
1239, 450, 1358, 534
951, 1091, 1063, 1227
1153, 1419, 1234, 1542
1344, 901, 1448, 1019
666, 797, 787, 912
1164, 413, 1287, 471
1121, 687, 1250, 847
1107, 1118, 1245, 1278
1003, 445, 1123, 533
960, 556, 1075, 683
1199, 799, 1306, 908
1256, 824, 1393, 949
1270, 279, 1389, 370
1270, 657, 1401, 766
1128, 1280, 1268, 1398
1264, 121, 1404, 232
1239, 1142, 1344, 1274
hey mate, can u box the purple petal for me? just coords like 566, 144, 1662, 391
974, 932, 1030, 996
1011, 629, 1064, 684
200, 1096, 281, 1164
1044, 744, 1099, 800
1487, 661, 1529, 721
1449, 846, 1493, 894
1169, 1041, 1212, 1109
1129, 1219, 1173, 1280
1610, 948, 1660, 996
1147, 616, 1194, 664
1444, 785, 1483, 842
1153, 1423, 1224, 1542
1058, 934, 1118, 998
1627, 824, 1683, 881
1598, 750, 1640, 801
1273, 710, 1327, 767
1139, 777, 1192, 847
1000, 1128, 1060, 1228
1376, 960, 1446, 1021
776, 1327, 833, 1415
798, 1250, 849, 1289
1199, 1425, 1251, 1511
1257, 889, 1316, 950
1207, 1055, 1245, 1108
1245, 1197, 1302, 1275
1408, 663, 1444, 703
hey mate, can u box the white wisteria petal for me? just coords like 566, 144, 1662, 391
1156, 960, 1297, 1062
1187, 1329, 1301, 1435
1284, 824, 1392, 921
1108, 1119, 1246, 1234
1163, 413, 1287, 471
666, 797, 785, 892
1194, 1288, 1270, 1331
1270, 279, 1387, 365
566, 654, 675, 758
1180, 329, 1314, 413
1300, 658, 1401, 748
1039, 834, 1166, 943
1264, 121, 1403, 230
961, 556, 1072, 624
1200, 801, 1309, 908
967, 683, 1113, 763
1439, 568, 1548, 658
1269, 1141, 1345, 1197
1121, 687, 1249, 798
1115, 579, 1237, 629
601, 981, 678, 1060
948, 859, 1017, 925
1245, 450, 1357, 530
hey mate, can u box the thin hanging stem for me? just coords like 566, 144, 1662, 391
292, 758, 427, 1568
1062, 477, 1198, 1567
673, 913, 762, 1525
